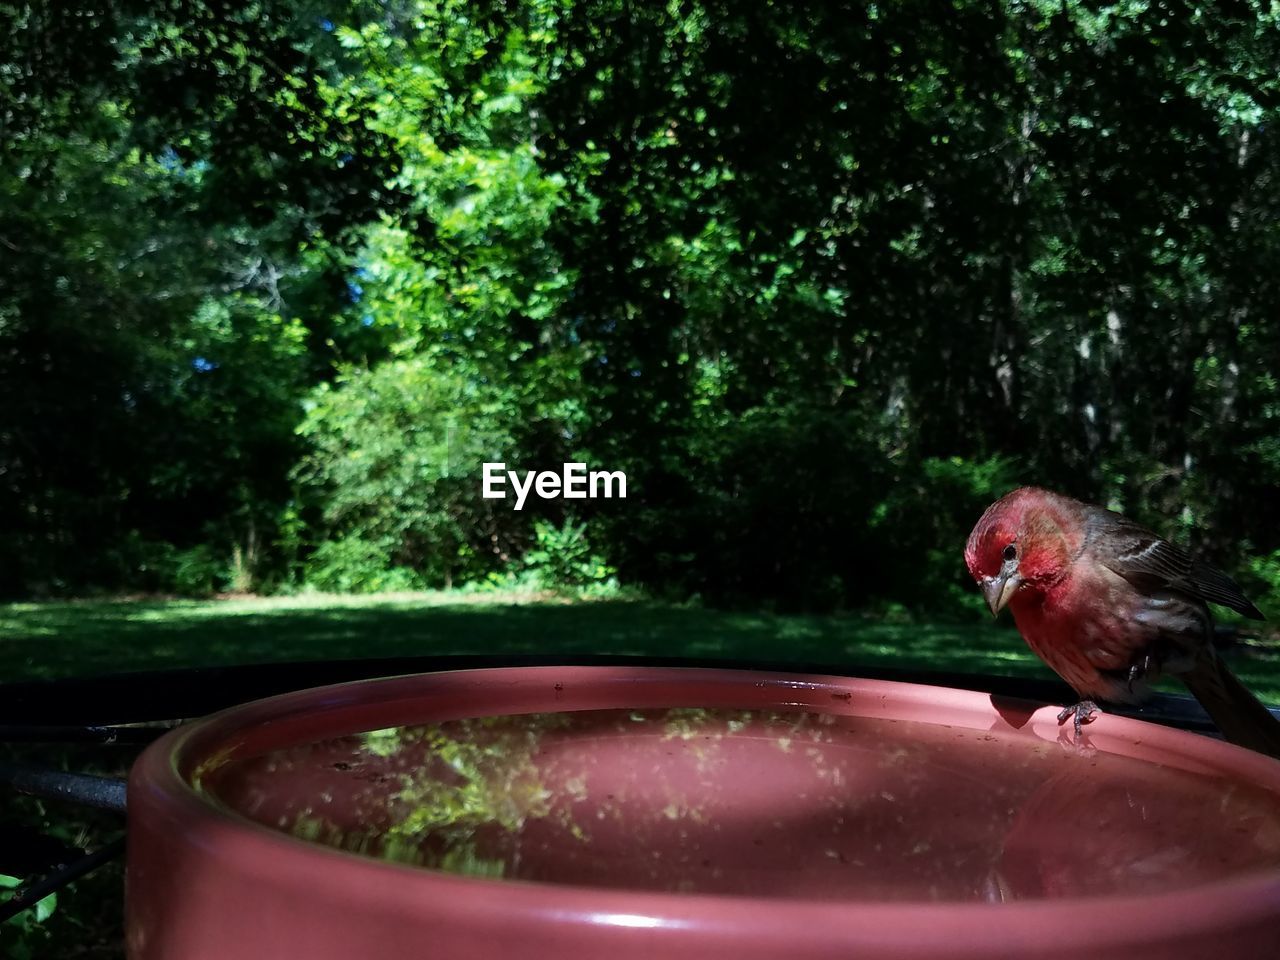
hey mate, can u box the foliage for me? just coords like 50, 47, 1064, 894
1242, 551, 1280, 626
296, 357, 515, 588
6, 1, 1280, 612
522, 518, 616, 591
869, 457, 1022, 618
1, 873, 57, 960
0, 1, 395, 598
303, 535, 426, 594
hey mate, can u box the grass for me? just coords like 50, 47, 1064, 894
2, 589, 1279, 701
0, 590, 1029, 684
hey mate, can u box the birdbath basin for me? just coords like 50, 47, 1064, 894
126, 666, 1280, 959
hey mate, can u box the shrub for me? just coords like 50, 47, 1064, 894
523, 518, 617, 592
303, 536, 425, 594
295, 358, 517, 589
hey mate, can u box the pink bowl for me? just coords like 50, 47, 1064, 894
126, 667, 1280, 959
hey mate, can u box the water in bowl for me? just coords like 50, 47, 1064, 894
197, 708, 1280, 902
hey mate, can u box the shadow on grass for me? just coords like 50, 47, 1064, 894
0, 596, 1030, 682
4, 595, 1278, 701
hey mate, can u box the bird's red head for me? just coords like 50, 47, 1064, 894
965, 487, 1085, 615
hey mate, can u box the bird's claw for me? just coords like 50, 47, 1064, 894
1057, 700, 1099, 740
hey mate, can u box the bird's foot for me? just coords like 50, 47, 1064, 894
1057, 700, 1100, 740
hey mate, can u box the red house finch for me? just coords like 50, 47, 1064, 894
965, 486, 1280, 758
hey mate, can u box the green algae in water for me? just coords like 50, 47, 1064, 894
200, 707, 1280, 901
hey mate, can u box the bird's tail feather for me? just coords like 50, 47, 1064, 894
1182, 652, 1280, 760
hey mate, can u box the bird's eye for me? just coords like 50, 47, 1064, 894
1002, 543, 1017, 563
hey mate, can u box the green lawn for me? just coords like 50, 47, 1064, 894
3, 591, 1279, 702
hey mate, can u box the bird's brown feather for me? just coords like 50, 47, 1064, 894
1084, 508, 1264, 620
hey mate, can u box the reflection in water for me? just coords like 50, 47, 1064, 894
196, 708, 1280, 902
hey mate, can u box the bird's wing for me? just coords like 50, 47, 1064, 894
1084, 508, 1264, 620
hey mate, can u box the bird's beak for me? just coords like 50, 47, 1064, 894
982, 573, 1020, 617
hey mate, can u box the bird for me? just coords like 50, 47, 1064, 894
964, 486, 1280, 758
